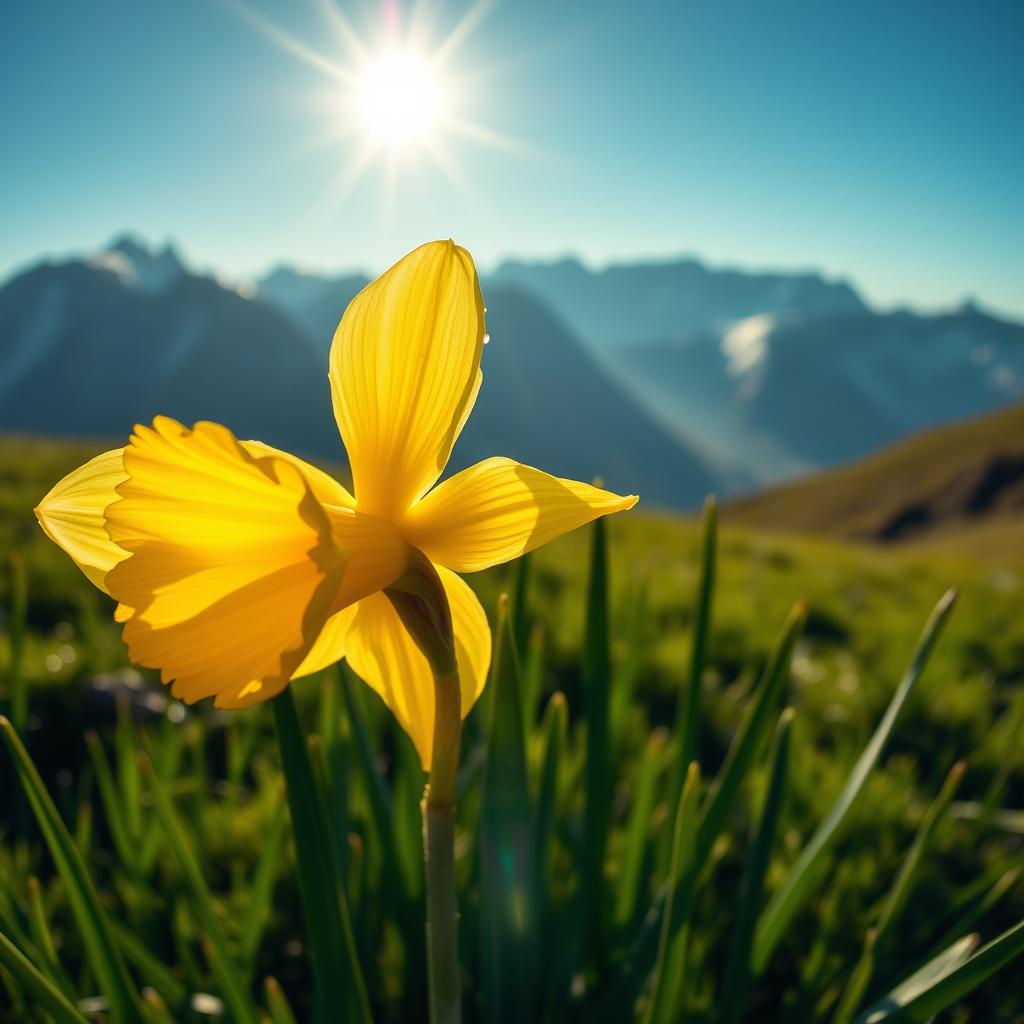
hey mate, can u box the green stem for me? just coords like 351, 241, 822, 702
384, 549, 463, 1024
423, 669, 462, 1024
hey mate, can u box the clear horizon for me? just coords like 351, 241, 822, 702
3, 0, 1022, 318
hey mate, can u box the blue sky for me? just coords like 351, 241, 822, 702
2, 0, 1021, 316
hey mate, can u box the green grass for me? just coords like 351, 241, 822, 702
1, 433, 1024, 1021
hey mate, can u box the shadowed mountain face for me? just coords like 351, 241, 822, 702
450, 285, 716, 506
0, 242, 715, 508
255, 264, 719, 503
0, 259, 339, 462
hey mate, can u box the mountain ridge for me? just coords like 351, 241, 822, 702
5, 234, 1023, 510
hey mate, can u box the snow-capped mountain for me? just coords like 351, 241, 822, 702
89, 234, 187, 295
612, 304, 1024, 489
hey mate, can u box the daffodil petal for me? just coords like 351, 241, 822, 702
329, 239, 486, 518
104, 417, 406, 708
343, 566, 490, 768
241, 439, 355, 509
34, 448, 130, 594
403, 457, 639, 573
291, 605, 358, 679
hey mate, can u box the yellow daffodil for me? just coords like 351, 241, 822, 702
35, 240, 637, 766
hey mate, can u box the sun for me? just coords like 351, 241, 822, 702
355, 50, 444, 148
230, 0, 519, 209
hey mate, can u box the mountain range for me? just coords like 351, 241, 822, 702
488, 256, 1024, 490
1, 235, 1021, 509
0, 237, 712, 508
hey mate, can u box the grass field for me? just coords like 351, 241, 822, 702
2, 433, 1023, 1021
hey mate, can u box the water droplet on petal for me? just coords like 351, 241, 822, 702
482, 333, 491, 345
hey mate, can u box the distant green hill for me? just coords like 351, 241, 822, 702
724, 402, 1024, 559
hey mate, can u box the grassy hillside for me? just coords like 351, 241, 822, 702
3, 432, 1024, 1020
724, 402, 1024, 554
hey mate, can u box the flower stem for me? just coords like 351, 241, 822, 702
423, 668, 462, 1024
384, 549, 464, 1024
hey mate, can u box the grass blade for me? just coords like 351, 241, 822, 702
7, 554, 28, 842
610, 579, 649, 759
318, 671, 352, 878
116, 695, 143, 846
25, 878, 59, 979
697, 601, 806, 865
139, 753, 258, 1024
479, 594, 538, 1022
140, 987, 177, 1024
928, 865, 1022, 960
339, 664, 410, 895
891, 907, 1024, 1023
877, 760, 966, 942
139, 717, 183, 874
674, 495, 716, 783
718, 708, 794, 1024
834, 760, 966, 1023
26, 876, 76, 995
0, 716, 144, 1022
753, 590, 957, 974
240, 795, 289, 976
511, 552, 532, 662
109, 919, 187, 1008
533, 691, 568, 1013
615, 730, 668, 931
598, 606, 798, 1024
974, 691, 1024, 836
883, 917, 1024, 1020
644, 761, 701, 1024
7, 553, 27, 735
272, 687, 371, 1024
534, 692, 567, 873
84, 731, 134, 865
0, 929, 88, 1024
581, 516, 612, 967
521, 623, 546, 735
263, 976, 299, 1024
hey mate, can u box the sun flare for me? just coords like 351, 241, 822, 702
230, 0, 519, 210
356, 50, 443, 148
